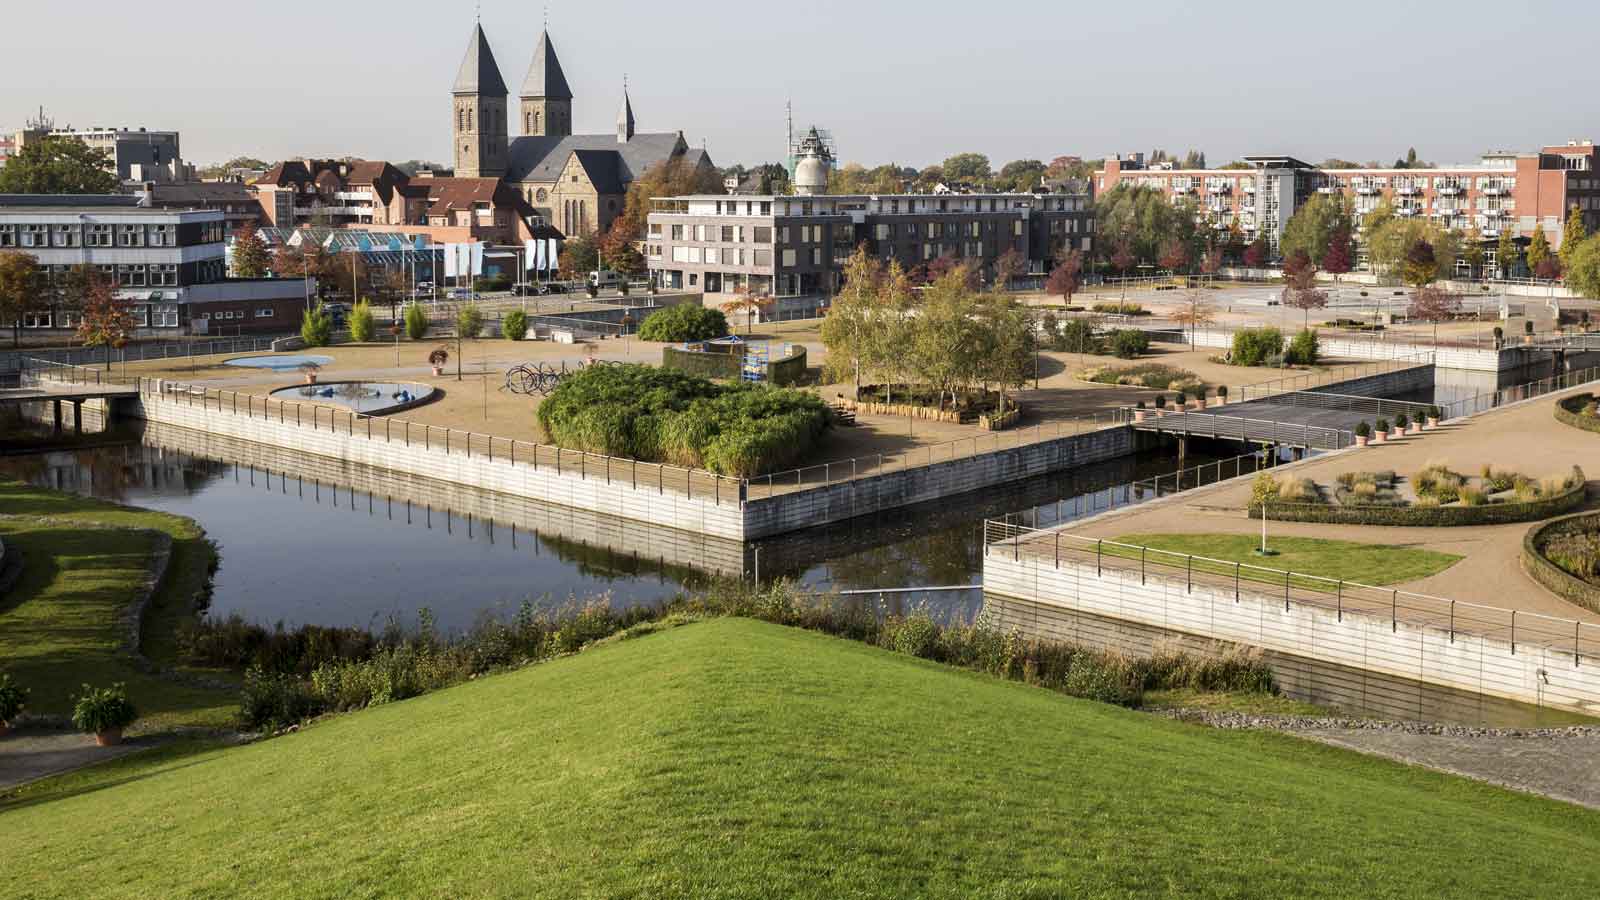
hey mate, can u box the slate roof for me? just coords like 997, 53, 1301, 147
570, 150, 625, 194
453, 24, 509, 96
520, 30, 572, 100
504, 131, 687, 185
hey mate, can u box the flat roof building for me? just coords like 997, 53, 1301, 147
15, 124, 192, 184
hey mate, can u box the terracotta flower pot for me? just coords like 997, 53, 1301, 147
1193, 399, 1207, 410
303, 373, 318, 385
431, 366, 444, 376
1356, 435, 1369, 447
1407, 423, 1421, 435
1426, 417, 1440, 429
1373, 431, 1387, 443
1391, 428, 1404, 440
94, 727, 123, 747
1133, 409, 1148, 423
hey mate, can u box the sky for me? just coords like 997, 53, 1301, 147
3, 0, 1596, 171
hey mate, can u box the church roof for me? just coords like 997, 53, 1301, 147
453, 24, 509, 96
505, 131, 691, 185
617, 89, 635, 140
520, 30, 572, 101
570, 150, 625, 195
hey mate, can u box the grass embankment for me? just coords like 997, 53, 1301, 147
0, 480, 233, 730
6, 619, 1598, 898
1111, 533, 1462, 588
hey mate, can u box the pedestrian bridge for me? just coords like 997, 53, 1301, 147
1129, 391, 1436, 450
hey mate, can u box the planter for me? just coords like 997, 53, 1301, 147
1373, 431, 1387, 444
431, 366, 444, 377
303, 373, 318, 385
94, 727, 123, 747
1390, 429, 1404, 440
1133, 409, 1148, 423
1193, 399, 1206, 410
1425, 417, 1440, 429
1407, 423, 1421, 435
1356, 435, 1369, 447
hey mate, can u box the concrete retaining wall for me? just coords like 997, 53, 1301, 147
1156, 326, 1505, 372
983, 548, 1600, 716
1305, 364, 1435, 399
744, 427, 1135, 538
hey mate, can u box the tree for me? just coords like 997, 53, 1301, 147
558, 234, 599, 280
1322, 228, 1353, 281
1461, 239, 1485, 281
232, 222, 270, 278
1200, 246, 1224, 278
455, 303, 483, 339
1561, 206, 1589, 271
720, 286, 771, 335
1497, 230, 1520, 278
75, 273, 138, 369
1281, 250, 1328, 328
300, 304, 334, 347
974, 295, 1036, 416
348, 301, 375, 342
820, 248, 883, 399
1279, 193, 1352, 267
993, 248, 1026, 290
1408, 286, 1459, 345
1158, 237, 1190, 274
1046, 251, 1082, 304
940, 153, 992, 183
995, 159, 1046, 192
1401, 239, 1439, 290
1284, 285, 1328, 330
1096, 184, 1198, 265
0, 251, 40, 347
1536, 256, 1562, 281
911, 265, 982, 411
0, 137, 119, 194
1224, 220, 1247, 262
1109, 239, 1136, 277
614, 157, 723, 241
1172, 290, 1217, 350
1527, 227, 1552, 277
1242, 236, 1267, 268
1565, 234, 1600, 300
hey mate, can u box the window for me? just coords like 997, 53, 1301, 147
672, 246, 691, 263
20, 225, 47, 248
687, 247, 702, 263
720, 226, 735, 243
753, 249, 772, 266
52, 225, 80, 247
22, 311, 51, 328
671, 224, 684, 240
694, 224, 707, 241
0, 225, 13, 247
753, 226, 772, 243
781, 249, 796, 267
118, 224, 144, 247
777, 226, 790, 243
705, 248, 720, 265
1013, 221, 1024, 236
152, 304, 179, 328
811, 248, 822, 265
875, 223, 890, 240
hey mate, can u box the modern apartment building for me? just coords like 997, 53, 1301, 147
0, 194, 310, 336
1096, 140, 1600, 261
646, 190, 1094, 305
14, 124, 192, 183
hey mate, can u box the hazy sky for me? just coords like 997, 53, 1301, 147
3, 0, 1595, 170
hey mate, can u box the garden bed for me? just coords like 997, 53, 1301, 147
1252, 465, 1587, 526
1523, 512, 1600, 615
1077, 363, 1204, 393
1554, 393, 1600, 435
845, 384, 1010, 424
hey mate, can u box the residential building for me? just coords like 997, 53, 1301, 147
0, 135, 13, 168
1096, 140, 1600, 265
142, 181, 266, 235
14, 121, 192, 183
0, 194, 310, 336
646, 189, 1093, 308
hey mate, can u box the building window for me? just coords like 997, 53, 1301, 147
753, 226, 772, 243
781, 249, 796, 267
20, 225, 47, 248
152, 304, 179, 328
22, 311, 51, 328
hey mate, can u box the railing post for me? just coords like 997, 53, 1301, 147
1392, 590, 1398, 632
1285, 572, 1291, 611
1449, 600, 1454, 643
1186, 554, 1192, 593
1510, 610, 1516, 654
1054, 532, 1059, 569
1096, 539, 1102, 576
1337, 581, 1343, 621
1140, 546, 1146, 584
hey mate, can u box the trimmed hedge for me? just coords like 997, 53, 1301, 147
1555, 394, 1600, 435
1523, 512, 1600, 615
638, 304, 728, 342
767, 345, 807, 387
1255, 466, 1587, 526
661, 344, 808, 386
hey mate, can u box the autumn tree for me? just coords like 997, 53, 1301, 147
1242, 236, 1267, 268
1282, 250, 1328, 329
76, 272, 138, 369
1172, 290, 1217, 350
0, 136, 119, 194
1526, 227, 1553, 277
1110, 239, 1136, 277
1046, 250, 1083, 304
1497, 230, 1520, 278
557, 234, 600, 280
1200, 246, 1224, 278
720, 285, 772, 335
992, 248, 1026, 291
820, 248, 884, 399
1158, 237, 1190, 274
0, 251, 41, 347
1321, 228, 1353, 281
1461, 239, 1485, 281
1408, 286, 1459, 345
1401, 239, 1439, 290
1279, 193, 1352, 267
1561, 206, 1589, 271
232, 221, 270, 278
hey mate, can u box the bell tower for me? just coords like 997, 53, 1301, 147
451, 23, 509, 178
520, 30, 573, 138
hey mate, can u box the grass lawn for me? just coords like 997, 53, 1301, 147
1112, 532, 1463, 587
0, 480, 234, 730
5, 618, 1598, 898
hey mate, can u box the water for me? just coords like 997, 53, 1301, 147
269, 382, 435, 415
1, 425, 1217, 633
223, 354, 333, 371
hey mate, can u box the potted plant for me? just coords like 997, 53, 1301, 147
299, 361, 321, 385
1374, 418, 1390, 443
72, 683, 137, 747
1175, 389, 1188, 410
1426, 405, 1442, 429
1193, 389, 1207, 410
1405, 412, 1421, 435
1354, 421, 1371, 447
0, 673, 27, 737
1394, 413, 1409, 436
1133, 400, 1148, 423
1215, 385, 1229, 406
1492, 325, 1504, 350
1154, 395, 1167, 416
1524, 320, 1535, 345
428, 347, 449, 377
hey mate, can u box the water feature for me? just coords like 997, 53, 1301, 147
269, 382, 436, 415
223, 354, 333, 371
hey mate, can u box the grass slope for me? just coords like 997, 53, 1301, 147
0, 480, 232, 729
1114, 532, 1462, 585
6, 619, 1597, 898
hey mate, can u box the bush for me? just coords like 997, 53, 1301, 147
404, 303, 429, 340
71, 683, 137, 734
0, 673, 27, 721
1080, 362, 1201, 392
299, 304, 334, 347
1108, 328, 1149, 359
638, 304, 728, 342
343, 301, 373, 343
536, 364, 830, 477
473, 275, 510, 293
456, 303, 483, 339
1556, 394, 1600, 435
1092, 302, 1147, 315
1285, 328, 1320, 366
1524, 513, 1600, 615
1229, 327, 1283, 367
1354, 421, 1371, 438
502, 309, 528, 341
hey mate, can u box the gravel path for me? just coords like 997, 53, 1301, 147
0, 729, 164, 792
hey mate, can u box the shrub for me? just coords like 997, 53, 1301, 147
1375, 418, 1390, 434
1285, 328, 1319, 366
428, 347, 449, 368
536, 364, 830, 477
473, 275, 510, 293
404, 303, 429, 340
71, 683, 137, 734
639, 304, 729, 342
1229, 327, 1283, 367
1395, 413, 1409, 429
1056, 318, 1099, 354
299, 304, 334, 347
348, 301, 375, 343
883, 611, 940, 659
1080, 362, 1199, 392
1276, 476, 1320, 504
1354, 421, 1371, 438
0, 673, 27, 721
1092, 302, 1146, 315
502, 309, 528, 341
455, 303, 484, 339
1459, 486, 1488, 507
1108, 328, 1149, 359
1216, 385, 1228, 400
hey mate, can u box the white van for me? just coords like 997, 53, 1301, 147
587, 270, 623, 289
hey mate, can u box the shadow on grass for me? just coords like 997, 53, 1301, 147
0, 738, 225, 814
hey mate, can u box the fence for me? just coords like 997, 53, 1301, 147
1436, 363, 1600, 421
981, 524, 1600, 673
0, 336, 280, 372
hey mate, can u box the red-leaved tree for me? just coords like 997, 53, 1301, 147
1159, 238, 1190, 274
76, 272, 138, 369
1242, 237, 1267, 268
1047, 250, 1083, 304
1322, 229, 1353, 281
1409, 285, 1460, 345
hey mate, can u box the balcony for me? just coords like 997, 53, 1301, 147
1435, 184, 1464, 196
1394, 207, 1419, 217
1354, 183, 1378, 195
1481, 183, 1508, 196
1394, 183, 1422, 196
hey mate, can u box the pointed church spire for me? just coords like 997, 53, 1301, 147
522, 30, 573, 101
453, 23, 509, 96
617, 76, 635, 143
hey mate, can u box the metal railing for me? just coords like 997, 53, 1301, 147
1127, 412, 1353, 451
1436, 363, 1600, 421
1, 336, 281, 372
981, 525, 1600, 666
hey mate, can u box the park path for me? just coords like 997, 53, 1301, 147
0, 729, 163, 792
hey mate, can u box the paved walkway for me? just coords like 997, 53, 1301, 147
1068, 383, 1600, 622
0, 729, 163, 792
1297, 729, 1600, 810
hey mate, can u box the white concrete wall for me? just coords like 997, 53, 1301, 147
984, 548, 1600, 716
1163, 326, 1502, 372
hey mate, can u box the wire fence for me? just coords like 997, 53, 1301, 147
981, 524, 1600, 667
0, 336, 281, 372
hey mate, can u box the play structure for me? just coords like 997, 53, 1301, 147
663, 336, 807, 386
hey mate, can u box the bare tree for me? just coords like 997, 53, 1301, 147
1408, 286, 1460, 345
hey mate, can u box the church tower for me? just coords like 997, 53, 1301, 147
616, 82, 635, 144
520, 30, 573, 138
451, 23, 509, 178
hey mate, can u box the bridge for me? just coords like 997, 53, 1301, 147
1129, 390, 1436, 451
2, 363, 138, 435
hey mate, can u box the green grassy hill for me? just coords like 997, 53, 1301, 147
6, 619, 1599, 898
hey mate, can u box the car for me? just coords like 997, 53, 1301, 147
416, 280, 433, 291
587, 270, 623, 289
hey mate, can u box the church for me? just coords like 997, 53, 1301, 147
449, 22, 714, 239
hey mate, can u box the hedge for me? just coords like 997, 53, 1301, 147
638, 304, 728, 342
1254, 466, 1587, 526
661, 344, 808, 386
1554, 394, 1600, 435
1523, 512, 1600, 615
767, 345, 807, 386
